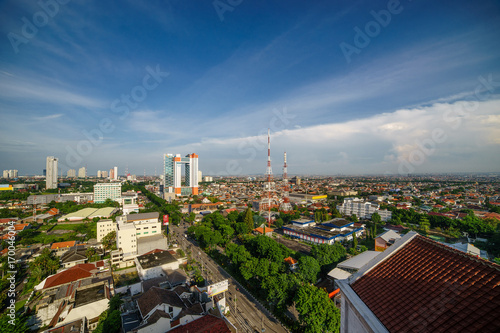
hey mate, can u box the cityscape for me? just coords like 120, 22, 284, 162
1, 1, 500, 333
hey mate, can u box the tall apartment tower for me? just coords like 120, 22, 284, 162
78, 167, 86, 178
164, 153, 199, 196
113, 166, 118, 180
46, 156, 58, 189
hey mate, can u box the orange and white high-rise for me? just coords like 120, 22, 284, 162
164, 153, 199, 196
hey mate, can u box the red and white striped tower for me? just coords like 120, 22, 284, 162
279, 151, 292, 212
265, 128, 273, 228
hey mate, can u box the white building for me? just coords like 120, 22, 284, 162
78, 167, 86, 178
97, 219, 116, 243
101, 170, 108, 178
46, 156, 58, 189
94, 182, 122, 204
116, 212, 162, 257
67, 169, 76, 177
97, 170, 102, 178
113, 166, 118, 180
2, 170, 18, 178
337, 198, 392, 221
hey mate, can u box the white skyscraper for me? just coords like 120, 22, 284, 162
113, 166, 118, 180
78, 167, 86, 178
46, 156, 58, 189
67, 169, 76, 177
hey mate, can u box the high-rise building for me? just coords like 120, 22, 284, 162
94, 182, 121, 203
101, 170, 108, 178
164, 153, 199, 196
46, 156, 58, 189
109, 168, 114, 180
97, 170, 102, 178
67, 169, 76, 177
113, 166, 118, 180
2, 170, 18, 178
198, 170, 202, 182
78, 167, 86, 178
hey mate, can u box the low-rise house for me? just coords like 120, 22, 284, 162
135, 249, 180, 281
135, 286, 206, 333
374, 230, 401, 252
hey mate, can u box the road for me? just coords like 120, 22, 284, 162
170, 223, 288, 333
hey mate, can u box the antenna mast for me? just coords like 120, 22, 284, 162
279, 151, 292, 212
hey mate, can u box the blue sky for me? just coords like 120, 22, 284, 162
1, 0, 499, 176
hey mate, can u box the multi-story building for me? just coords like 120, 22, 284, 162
113, 166, 118, 180
164, 153, 199, 196
46, 156, 58, 189
78, 167, 86, 178
97, 170, 102, 178
93, 182, 121, 204
67, 169, 76, 177
101, 170, 108, 178
97, 219, 116, 243
337, 197, 392, 221
116, 212, 162, 257
2, 170, 18, 178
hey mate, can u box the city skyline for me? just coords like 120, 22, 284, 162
1, 1, 499, 176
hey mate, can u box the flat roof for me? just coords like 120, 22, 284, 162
126, 212, 159, 222
61, 208, 97, 219
137, 250, 177, 269
88, 207, 117, 218
338, 251, 381, 271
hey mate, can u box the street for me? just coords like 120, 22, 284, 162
170, 223, 288, 333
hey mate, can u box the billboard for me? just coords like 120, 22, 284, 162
163, 214, 169, 226
207, 280, 229, 297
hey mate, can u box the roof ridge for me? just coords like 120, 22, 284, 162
416, 235, 500, 271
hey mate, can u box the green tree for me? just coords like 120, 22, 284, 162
101, 231, 117, 252
371, 212, 381, 224
353, 233, 358, 251
298, 256, 320, 284
0, 313, 29, 333
419, 216, 430, 235
244, 208, 254, 231
294, 284, 340, 333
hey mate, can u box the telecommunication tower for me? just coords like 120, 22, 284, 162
259, 129, 275, 227
279, 151, 292, 212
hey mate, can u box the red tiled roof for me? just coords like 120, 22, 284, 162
14, 223, 29, 231
43, 264, 97, 289
284, 256, 298, 265
352, 235, 500, 333
253, 227, 274, 234
143, 249, 166, 255
50, 241, 76, 250
168, 314, 231, 333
